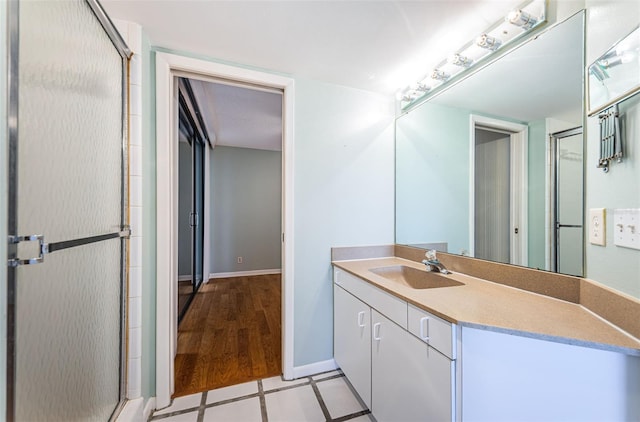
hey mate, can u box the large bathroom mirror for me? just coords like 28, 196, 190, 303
395, 11, 585, 276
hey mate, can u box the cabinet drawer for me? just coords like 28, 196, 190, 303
334, 268, 408, 329
408, 304, 456, 359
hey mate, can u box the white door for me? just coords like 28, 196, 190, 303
471, 116, 528, 266
475, 128, 512, 264
334, 284, 372, 408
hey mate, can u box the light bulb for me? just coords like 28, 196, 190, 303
449, 53, 473, 68
431, 69, 450, 81
476, 34, 502, 51
506, 9, 537, 29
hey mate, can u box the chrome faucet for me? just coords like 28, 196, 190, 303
421, 249, 451, 274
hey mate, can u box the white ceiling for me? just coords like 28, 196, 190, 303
189, 79, 283, 151
102, 0, 527, 95
103, 1, 582, 149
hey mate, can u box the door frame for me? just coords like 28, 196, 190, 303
155, 52, 295, 409
469, 115, 528, 265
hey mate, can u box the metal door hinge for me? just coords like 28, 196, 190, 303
7, 234, 45, 267
120, 225, 131, 238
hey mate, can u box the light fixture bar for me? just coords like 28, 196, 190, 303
398, 0, 546, 110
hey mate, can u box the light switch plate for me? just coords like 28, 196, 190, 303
613, 209, 640, 250
589, 208, 606, 246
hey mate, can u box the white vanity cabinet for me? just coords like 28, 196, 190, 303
372, 309, 454, 422
334, 264, 640, 421
333, 284, 372, 408
334, 268, 455, 422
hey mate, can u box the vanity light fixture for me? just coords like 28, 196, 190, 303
476, 34, 502, 51
398, 0, 546, 110
506, 9, 537, 29
449, 53, 473, 68
599, 51, 636, 69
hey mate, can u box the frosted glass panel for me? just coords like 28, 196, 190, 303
556, 132, 583, 277
557, 227, 583, 277
16, 241, 121, 421
557, 133, 583, 225
15, 0, 125, 419
18, 0, 123, 242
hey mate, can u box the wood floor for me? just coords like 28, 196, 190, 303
174, 274, 282, 398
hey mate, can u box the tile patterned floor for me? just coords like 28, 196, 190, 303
150, 370, 372, 422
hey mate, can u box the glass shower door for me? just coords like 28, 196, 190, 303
7, 1, 130, 420
554, 127, 584, 277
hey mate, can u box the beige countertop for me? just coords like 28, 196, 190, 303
333, 256, 640, 356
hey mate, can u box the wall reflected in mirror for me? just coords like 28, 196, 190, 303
395, 11, 585, 276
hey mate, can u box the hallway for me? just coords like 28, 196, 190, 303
174, 274, 282, 397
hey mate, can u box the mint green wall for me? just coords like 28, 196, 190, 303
395, 102, 471, 254
139, 44, 395, 391
141, 34, 156, 400
293, 78, 395, 366
528, 119, 547, 269
210, 146, 282, 273
395, 103, 550, 262
585, 1, 640, 298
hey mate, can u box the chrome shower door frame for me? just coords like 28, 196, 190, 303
5, 0, 132, 420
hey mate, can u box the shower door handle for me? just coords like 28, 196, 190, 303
8, 227, 131, 267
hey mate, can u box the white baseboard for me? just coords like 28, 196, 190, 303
290, 358, 338, 379
178, 275, 191, 282
143, 397, 156, 421
116, 397, 144, 422
210, 269, 282, 279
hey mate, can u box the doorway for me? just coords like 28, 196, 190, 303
474, 128, 512, 263
155, 53, 295, 409
470, 116, 528, 266
550, 127, 584, 276
174, 77, 284, 396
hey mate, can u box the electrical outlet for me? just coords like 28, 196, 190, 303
589, 208, 606, 246
237, 256, 243, 264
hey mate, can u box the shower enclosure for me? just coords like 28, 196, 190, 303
552, 127, 584, 277
5, 0, 131, 420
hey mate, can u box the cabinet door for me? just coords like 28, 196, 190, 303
334, 284, 372, 408
372, 310, 453, 422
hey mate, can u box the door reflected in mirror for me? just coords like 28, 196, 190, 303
395, 11, 585, 276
